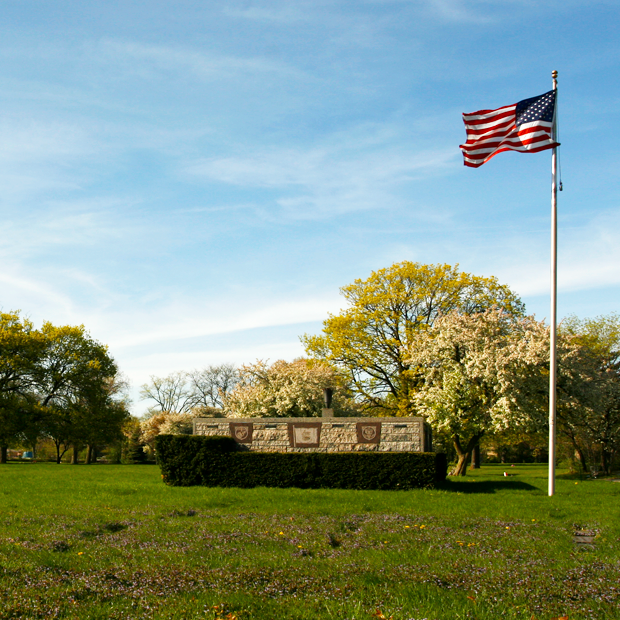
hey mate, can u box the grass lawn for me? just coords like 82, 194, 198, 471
0, 462, 619, 620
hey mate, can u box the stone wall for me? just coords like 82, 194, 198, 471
193, 417, 432, 453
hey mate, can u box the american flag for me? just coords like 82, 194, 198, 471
460, 90, 559, 168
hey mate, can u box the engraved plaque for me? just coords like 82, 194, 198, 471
229, 422, 253, 444
356, 422, 381, 444
287, 422, 321, 448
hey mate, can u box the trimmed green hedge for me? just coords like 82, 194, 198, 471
156, 435, 447, 490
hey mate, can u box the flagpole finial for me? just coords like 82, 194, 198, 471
552, 70, 558, 89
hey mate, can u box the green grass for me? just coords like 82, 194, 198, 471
1, 462, 619, 620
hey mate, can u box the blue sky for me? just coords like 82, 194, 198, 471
1, 0, 619, 414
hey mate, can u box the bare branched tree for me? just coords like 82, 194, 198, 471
187, 363, 239, 409
139, 372, 198, 414
140, 365, 238, 415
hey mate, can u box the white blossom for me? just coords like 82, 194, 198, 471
223, 358, 356, 418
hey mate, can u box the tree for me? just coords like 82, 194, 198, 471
0, 394, 27, 463
0, 312, 46, 462
224, 358, 357, 418
1, 314, 127, 464
302, 262, 525, 416
122, 418, 148, 464
560, 313, 620, 474
140, 411, 199, 454
140, 372, 198, 414
33, 323, 120, 463
405, 309, 541, 475
141, 365, 239, 416
71, 374, 131, 464
406, 308, 599, 476
44, 403, 75, 464
187, 364, 239, 410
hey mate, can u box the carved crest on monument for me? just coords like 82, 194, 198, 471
287, 422, 321, 448
356, 422, 381, 444
229, 422, 253, 444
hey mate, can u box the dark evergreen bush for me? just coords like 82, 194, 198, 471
122, 427, 148, 464
156, 435, 446, 490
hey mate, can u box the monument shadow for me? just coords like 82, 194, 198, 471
437, 478, 539, 494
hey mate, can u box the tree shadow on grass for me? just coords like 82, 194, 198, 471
436, 479, 539, 494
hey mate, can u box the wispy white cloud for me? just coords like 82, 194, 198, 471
0, 118, 93, 164
0, 267, 77, 318
0, 116, 98, 202
184, 123, 456, 219
94, 39, 306, 83
426, 0, 495, 23
0, 199, 135, 261
104, 291, 343, 351
223, 3, 313, 23
470, 209, 620, 298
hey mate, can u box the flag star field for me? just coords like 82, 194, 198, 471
0, 0, 619, 413
515, 92, 556, 126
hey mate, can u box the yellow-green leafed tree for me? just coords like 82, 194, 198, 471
560, 313, 620, 474
302, 262, 524, 416
0, 312, 46, 463
34, 323, 121, 464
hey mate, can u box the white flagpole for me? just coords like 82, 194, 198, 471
549, 70, 558, 497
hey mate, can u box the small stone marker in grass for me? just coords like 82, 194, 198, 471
573, 528, 597, 550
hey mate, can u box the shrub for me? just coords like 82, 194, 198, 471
156, 435, 446, 490
123, 427, 148, 464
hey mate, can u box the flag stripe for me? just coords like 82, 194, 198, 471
462, 127, 554, 153
462, 104, 515, 122
463, 112, 516, 131
463, 118, 515, 136
463, 141, 558, 167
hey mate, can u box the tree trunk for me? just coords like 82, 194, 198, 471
601, 447, 610, 476
470, 445, 481, 470
71, 444, 80, 464
452, 451, 470, 476
86, 445, 94, 464
0, 446, 7, 464
450, 433, 484, 476
575, 446, 588, 473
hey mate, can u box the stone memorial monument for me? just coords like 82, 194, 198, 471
194, 408, 432, 453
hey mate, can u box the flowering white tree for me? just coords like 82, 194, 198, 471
405, 308, 592, 476
224, 358, 357, 418
140, 410, 199, 454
